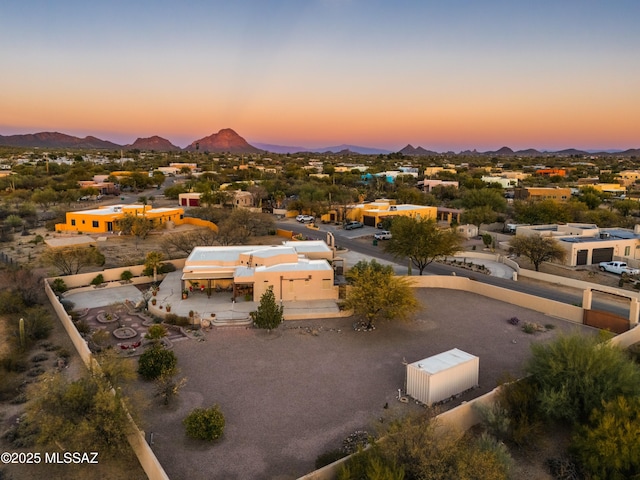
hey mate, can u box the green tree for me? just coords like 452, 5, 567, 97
42, 245, 105, 275
461, 188, 507, 212
138, 345, 177, 380
571, 396, 640, 479
613, 198, 638, 217
462, 205, 498, 231
4, 214, 23, 232
343, 260, 418, 330
384, 217, 463, 275
183, 405, 225, 441
527, 334, 640, 424
509, 235, 566, 271
250, 286, 284, 332
117, 214, 154, 248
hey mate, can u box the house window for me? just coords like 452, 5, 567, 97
625, 246, 631, 256
92, 221, 99, 228
71, 219, 76, 226
82, 220, 85, 224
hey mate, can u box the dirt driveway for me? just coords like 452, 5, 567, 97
142, 288, 597, 480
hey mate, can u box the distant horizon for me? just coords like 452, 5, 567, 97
0, 127, 637, 155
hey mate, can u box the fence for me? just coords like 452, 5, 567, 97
45, 271, 171, 480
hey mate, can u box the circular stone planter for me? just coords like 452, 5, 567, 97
97, 312, 119, 323
113, 326, 137, 339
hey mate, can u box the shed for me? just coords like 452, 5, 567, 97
406, 348, 479, 406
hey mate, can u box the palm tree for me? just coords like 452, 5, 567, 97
145, 251, 164, 284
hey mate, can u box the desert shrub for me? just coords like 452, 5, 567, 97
507, 316, 520, 326
90, 274, 104, 286
74, 319, 90, 335
522, 322, 537, 334
0, 371, 23, 401
159, 262, 176, 274
165, 314, 190, 327
146, 324, 167, 340
57, 348, 71, 359
571, 396, 640, 479
51, 278, 68, 295
30, 353, 49, 363
527, 333, 640, 425
27, 367, 45, 377
138, 345, 177, 380
1, 352, 28, 373
495, 376, 543, 447
183, 405, 225, 441
21, 307, 53, 342
0, 290, 24, 314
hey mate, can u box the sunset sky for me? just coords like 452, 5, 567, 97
2, 1, 639, 152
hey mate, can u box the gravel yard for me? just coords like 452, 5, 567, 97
142, 288, 597, 480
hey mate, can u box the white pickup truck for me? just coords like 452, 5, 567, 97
598, 261, 640, 275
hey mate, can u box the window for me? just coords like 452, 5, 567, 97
71, 219, 76, 226
92, 221, 99, 228
625, 246, 631, 257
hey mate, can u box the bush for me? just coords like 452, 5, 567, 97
165, 314, 190, 327
146, 324, 167, 340
120, 270, 133, 282
90, 274, 104, 286
75, 319, 90, 335
138, 345, 177, 380
508, 316, 520, 326
159, 263, 176, 274
183, 405, 225, 441
51, 278, 68, 295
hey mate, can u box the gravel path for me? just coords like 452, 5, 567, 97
143, 288, 597, 480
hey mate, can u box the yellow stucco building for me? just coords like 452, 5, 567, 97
55, 204, 184, 234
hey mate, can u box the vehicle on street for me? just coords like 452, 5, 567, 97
374, 230, 392, 240
344, 221, 364, 230
297, 215, 315, 223
598, 261, 640, 275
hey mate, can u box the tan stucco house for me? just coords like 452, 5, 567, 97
181, 241, 338, 302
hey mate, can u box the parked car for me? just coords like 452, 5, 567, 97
344, 221, 364, 230
297, 215, 315, 223
374, 230, 392, 240
598, 261, 640, 275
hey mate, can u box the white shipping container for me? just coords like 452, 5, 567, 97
406, 348, 479, 406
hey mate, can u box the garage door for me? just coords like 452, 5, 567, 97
363, 216, 376, 227
576, 250, 588, 266
591, 247, 614, 264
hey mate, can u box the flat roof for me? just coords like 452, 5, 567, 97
409, 348, 477, 375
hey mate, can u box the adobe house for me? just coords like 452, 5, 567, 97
55, 204, 184, 234
181, 241, 339, 302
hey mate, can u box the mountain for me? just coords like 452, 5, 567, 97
554, 148, 589, 156
185, 128, 263, 154
486, 146, 515, 155
0, 132, 120, 149
252, 143, 308, 154
310, 144, 391, 155
399, 144, 438, 156
515, 148, 542, 155
126, 136, 180, 152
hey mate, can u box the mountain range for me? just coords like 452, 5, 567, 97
0, 129, 638, 156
